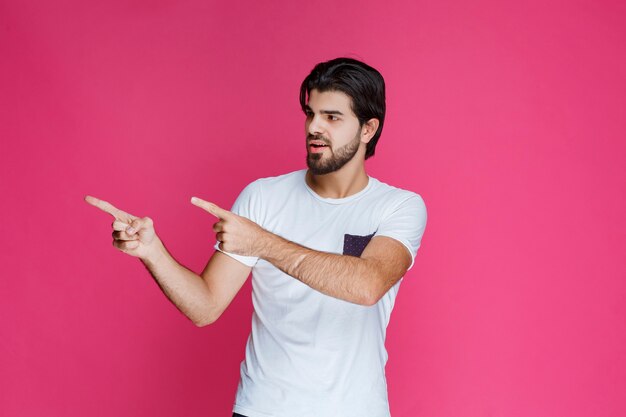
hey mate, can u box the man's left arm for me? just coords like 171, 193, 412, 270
191, 197, 425, 306
259, 233, 411, 306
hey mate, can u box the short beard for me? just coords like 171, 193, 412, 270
306, 132, 361, 175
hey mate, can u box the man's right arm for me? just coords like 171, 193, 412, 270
142, 241, 251, 327
84, 195, 251, 327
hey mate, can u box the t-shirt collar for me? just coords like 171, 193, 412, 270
302, 170, 375, 205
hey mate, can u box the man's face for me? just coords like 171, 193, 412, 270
304, 89, 363, 175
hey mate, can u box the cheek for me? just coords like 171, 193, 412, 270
338, 126, 358, 142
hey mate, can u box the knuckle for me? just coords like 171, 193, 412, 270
113, 231, 131, 241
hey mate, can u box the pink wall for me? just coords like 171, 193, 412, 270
1, 0, 625, 416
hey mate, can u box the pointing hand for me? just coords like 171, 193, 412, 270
84, 195, 160, 260
190, 196, 267, 257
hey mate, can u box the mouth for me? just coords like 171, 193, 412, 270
308, 140, 329, 153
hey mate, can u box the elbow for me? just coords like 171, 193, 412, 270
360, 293, 382, 307
194, 317, 216, 327
194, 318, 213, 327
357, 286, 383, 307
353, 263, 395, 306
358, 276, 389, 306
193, 310, 221, 327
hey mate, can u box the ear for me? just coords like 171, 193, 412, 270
360, 118, 380, 144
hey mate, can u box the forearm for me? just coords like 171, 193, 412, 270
200, 201, 407, 306
140, 238, 214, 326
260, 234, 384, 306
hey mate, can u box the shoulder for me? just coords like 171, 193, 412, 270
367, 178, 428, 271
235, 169, 306, 203
368, 177, 427, 213
233, 170, 305, 224
247, 169, 307, 193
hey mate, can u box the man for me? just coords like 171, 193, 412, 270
85, 57, 427, 417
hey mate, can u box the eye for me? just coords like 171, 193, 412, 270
328, 115, 339, 121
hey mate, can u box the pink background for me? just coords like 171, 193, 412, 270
1, 0, 625, 416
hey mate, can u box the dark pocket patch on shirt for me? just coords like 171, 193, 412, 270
342, 232, 376, 257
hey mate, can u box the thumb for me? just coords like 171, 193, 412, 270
191, 196, 232, 219
126, 218, 145, 235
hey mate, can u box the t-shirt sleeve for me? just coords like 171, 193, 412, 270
375, 193, 427, 271
213, 180, 261, 268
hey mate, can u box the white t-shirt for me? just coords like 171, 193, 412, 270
215, 169, 427, 417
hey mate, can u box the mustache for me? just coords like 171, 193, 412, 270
307, 134, 330, 144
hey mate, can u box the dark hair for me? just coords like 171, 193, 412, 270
299, 57, 386, 160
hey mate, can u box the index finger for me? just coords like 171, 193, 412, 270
190, 196, 232, 219
84, 195, 126, 219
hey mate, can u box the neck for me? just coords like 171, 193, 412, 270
305, 157, 369, 199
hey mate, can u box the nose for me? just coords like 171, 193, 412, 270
307, 114, 324, 136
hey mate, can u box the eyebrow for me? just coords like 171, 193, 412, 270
304, 105, 344, 116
